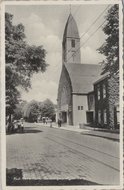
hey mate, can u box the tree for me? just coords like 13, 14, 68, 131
28, 101, 40, 122
24, 99, 56, 122
97, 5, 119, 75
5, 13, 47, 121
40, 99, 55, 120
13, 100, 27, 120
23, 100, 40, 122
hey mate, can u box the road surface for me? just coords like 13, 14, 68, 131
6, 122, 120, 185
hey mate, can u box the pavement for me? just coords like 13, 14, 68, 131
6, 122, 120, 186
38, 122, 119, 141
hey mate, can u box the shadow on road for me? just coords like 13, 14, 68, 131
23, 128, 43, 134
6, 168, 99, 186
6, 127, 43, 135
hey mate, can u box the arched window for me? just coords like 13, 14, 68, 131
61, 86, 67, 105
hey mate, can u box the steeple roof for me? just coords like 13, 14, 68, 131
63, 14, 80, 40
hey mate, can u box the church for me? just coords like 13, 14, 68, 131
57, 14, 119, 128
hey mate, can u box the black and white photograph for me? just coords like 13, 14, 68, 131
1, 0, 123, 189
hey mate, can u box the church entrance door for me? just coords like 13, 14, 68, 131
86, 111, 94, 124
62, 111, 67, 123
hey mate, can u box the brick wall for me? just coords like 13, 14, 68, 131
94, 77, 109, 127
108, 73, 119, 128
94, 73, 119, 128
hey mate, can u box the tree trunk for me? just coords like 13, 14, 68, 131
8, 113, 12, 123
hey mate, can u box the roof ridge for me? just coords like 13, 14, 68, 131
66, 63, 101, 66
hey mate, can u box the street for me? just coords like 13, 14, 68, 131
6, 122, 120, 185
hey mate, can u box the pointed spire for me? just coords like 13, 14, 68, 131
70, 4, 71, 14
63, 13, 80, 40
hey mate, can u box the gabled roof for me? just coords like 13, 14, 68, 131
65, 63, 102, 94
93, 73, 109, 85
63, 13, 80, 41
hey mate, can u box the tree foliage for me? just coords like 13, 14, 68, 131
5, 12, 47, 119
97, 5, 119, 75
26, 100, 40, 122
24, 99, 56, 122
13, 100, 27, 120
40, 99, 55, 120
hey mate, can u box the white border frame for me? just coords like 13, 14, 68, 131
1, 0, 123, 190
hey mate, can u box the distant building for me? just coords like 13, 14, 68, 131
57, 14, 119, 129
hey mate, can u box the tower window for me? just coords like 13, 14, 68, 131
71, 39, 75, 48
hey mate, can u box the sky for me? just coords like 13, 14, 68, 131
5, 3, 112, 104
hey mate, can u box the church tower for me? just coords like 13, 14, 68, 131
62, 14, 81, 64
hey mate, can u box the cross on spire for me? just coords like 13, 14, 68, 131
70, 4, 71, 14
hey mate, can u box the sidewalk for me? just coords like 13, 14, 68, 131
51, 123, 119, 142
